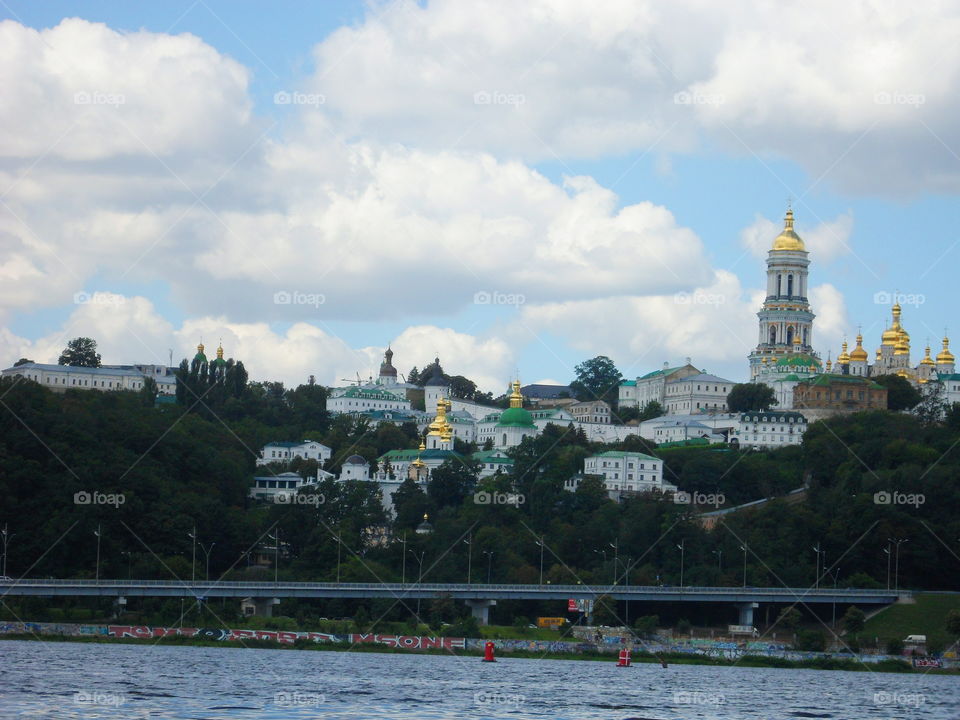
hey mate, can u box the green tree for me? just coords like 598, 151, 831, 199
427, 459, 479, 509
873, 374, 922, 411
777, 607, 802, 632
795, 629, 826, 651
633, 614, 659, 638
727, 383, 777, 412
946, 403, 960, 431
139, 376, 158, 407
638, 400, 665, 421
945, 609, 960, 640
570, 356, 622, 403
914, 382, 947, 424
13, 358, 33, 367
58, 337, 101, 367
592, 595, 617, 625
842, 606, 865, 635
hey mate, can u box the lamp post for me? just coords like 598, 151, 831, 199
830, 567, 840, 629
121, 551, 134, 579
740, 543, 748, 588
199, 542, 216, 581
267, 530, 280, 585
676, 539, 685, 588
712, 549, 723, 579
1, 524, 12, 578
94, 524, 102, 583
409, 549, 426, 618
401, 532, 408, 585
482, 550, 494, 584
883, 543, 891, 590
536, 536, 545, 585
464, 532, 472, 585
812, 543, 824, 589
610, 540, 619, 585
889, 537, 908, 592
334, 532, 343, 584
188, 527, 197, 583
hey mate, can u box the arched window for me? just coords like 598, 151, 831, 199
502, 433, 507, 446
786, 326, 794, 345
777, 274, 782, 295
787, 275, 794, 297
769, 327, 777, 344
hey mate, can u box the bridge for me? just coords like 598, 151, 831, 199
0, 579, 905, 624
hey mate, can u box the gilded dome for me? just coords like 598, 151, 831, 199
771, 209, 806, 252
837, 341, 850, 365
937, 337, 955, 365
920, 346, 935, 366
849, 333, 869, 362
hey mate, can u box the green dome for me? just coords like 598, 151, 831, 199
775, 354, 821, 369
496, 406, 535, 428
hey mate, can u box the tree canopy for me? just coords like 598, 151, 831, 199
58, 337, 101, 367
570, 355, 622, 404
727, 382, 777, 412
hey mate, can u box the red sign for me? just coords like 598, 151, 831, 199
568, 599, 578, 612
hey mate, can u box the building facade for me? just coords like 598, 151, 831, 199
792, 374, 888, 411
3, 362, 177, 394
733, 411, 808, 449
567, 399, 611, 424
663, 373, 735, 414
582, 451, 675, 494
257, 441, 332, 466
619, 363, 701, 409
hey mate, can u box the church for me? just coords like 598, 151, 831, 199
749, 209, 955, 411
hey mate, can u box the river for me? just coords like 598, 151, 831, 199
0, 640, 955, 718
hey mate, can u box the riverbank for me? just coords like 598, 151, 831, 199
1, 624, 947, 674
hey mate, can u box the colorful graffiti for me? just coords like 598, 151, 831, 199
0, 621, 464, 650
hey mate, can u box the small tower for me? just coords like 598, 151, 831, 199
426, 397, 453, 451
836, 340, 850, 375
918, 344, 936, 383
378, 345, 398, 386
937, 336, 956, 374
423, 357, 449, 409
848, 332, 869, 377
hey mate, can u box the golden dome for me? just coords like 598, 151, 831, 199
920, 345, 935, 366
881, 303, 903, 346
837, 341, 850, 365
937, 336, 955, 365
849, 333, 869, 362
772, 209, 806, 252
894, 332, 910, 356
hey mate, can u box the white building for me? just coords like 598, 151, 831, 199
339, 455, 371, 481
582, 451, 676, 495
651, 419, 725, 445
733, 410, 808, 449
2, 362, 177, 394
567, 399, 611, 424
472, 449, 514, 478
327, 385, 411, 414
637, 413, 739, 442
618, 362, 702, 409
257, 441, 332, 466
249, 471, 328, 502
663, 373, 735, 414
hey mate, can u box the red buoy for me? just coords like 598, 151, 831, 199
482, 640, 496, 662
616, 648, 631, 667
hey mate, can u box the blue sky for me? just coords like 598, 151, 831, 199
1, 1, 956, 390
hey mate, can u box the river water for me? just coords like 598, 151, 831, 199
0, 640, 956, 719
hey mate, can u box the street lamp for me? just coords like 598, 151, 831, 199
812, 543, 825, 589
712, 549, 723, 578
464, 532, 472, 585
883, 543, 891, 590
889, 538, 908, 592
1, 524, 13, 578
94, 524, 102, 583
188, 527, 197, 583
199, 542, 216, 581
676, 539, 685, 588
536, 536, 545, 585
400, 532, 408, 585
333, 532, 343, 584
482, 550, 494, 584
829, 567, 840, 629
740, 543, 748, 588
121, 551, 135, 579
609, 540, 619, 585
267, 530, 280, 585
409, 549, 426, 618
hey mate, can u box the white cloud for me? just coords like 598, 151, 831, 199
307, 0, 960, 193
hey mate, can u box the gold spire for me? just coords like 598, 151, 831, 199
881, 303, 902, 346
418, 437, 426, 452
772, 208, 806, 251
197, 342, 205, 354
937, 336, 955, 365
920, 345, 935, 366
216, 340, 224, 360
837, 341, 850, 365
849, 332, 868, 362
508, 379, 523, 409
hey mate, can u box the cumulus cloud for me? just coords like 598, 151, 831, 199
307, 0, 960, 194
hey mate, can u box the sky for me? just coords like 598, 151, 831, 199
0, 0, 958, 393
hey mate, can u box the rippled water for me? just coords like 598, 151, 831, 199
0, 640, 957, 719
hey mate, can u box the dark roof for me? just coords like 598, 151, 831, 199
344, 454, 368, 465
521, 383, 573, 399
424, 358, 447, 386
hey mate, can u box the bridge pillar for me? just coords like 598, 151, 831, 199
242, 597, 279, 617
737, 602, 758, 626
465, 599, 496, 626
